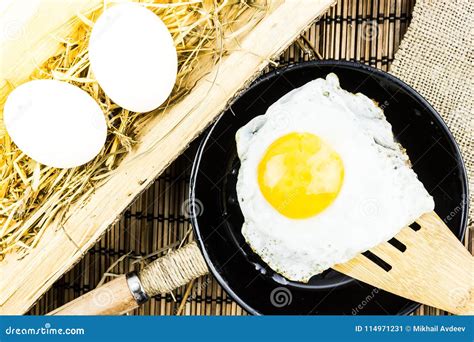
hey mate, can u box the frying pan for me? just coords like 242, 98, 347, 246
52, 60, 468, 315
189, 60, 468, 315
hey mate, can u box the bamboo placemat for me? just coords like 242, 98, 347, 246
29, 0, 469, 316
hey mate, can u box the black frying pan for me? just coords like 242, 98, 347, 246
189, 61, 469, 315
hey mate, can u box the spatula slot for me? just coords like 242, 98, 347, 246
388, 238, 407, 252
409, 222, 421, 231
362, 251, 392, 272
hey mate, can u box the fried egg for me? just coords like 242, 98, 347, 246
235, 73, 434, 282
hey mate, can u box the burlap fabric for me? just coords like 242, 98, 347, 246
390, 0, 473, 226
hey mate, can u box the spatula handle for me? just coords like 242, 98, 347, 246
49, 242, 209, 315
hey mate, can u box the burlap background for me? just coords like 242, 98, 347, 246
390, 0, 473, 224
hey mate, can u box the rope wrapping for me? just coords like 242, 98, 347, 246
139, 242, 209, 297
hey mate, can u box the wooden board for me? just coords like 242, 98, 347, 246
0, 0, 335, 314
0, 0, 101, 114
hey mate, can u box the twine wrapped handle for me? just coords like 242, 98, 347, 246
140, 242, 209, 297
49, 242, 209, 315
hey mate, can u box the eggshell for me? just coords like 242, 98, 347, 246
4, 80, 107, 168
88, 3, 177, 113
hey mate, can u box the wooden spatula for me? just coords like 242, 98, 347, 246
333, 211, 474, 315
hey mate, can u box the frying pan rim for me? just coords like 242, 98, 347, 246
189, 59, 470, 316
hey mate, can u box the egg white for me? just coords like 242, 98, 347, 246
89, 3, 177, 113
236, 73, 434, 282
4, 80, 107, 169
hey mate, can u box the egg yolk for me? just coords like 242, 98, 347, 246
257, 132, 344, 219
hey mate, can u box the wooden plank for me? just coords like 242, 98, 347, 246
0, 0, 101, 109
0, 0, 335, 314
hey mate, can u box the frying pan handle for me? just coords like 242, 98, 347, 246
49, 242, 209, 315
48, 275, 138, 315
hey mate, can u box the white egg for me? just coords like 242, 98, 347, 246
235, 73, 434, 282
4, 80, 107, 168
88, 3, 177, 113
